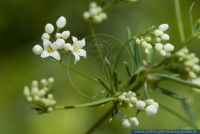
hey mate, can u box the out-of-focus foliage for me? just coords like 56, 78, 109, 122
0, 0, 200, 134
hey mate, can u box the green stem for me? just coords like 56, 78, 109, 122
58, 61, 99, 85
159, 103, 197, 128
90, 24, 113, 92
175, 0, 185, 42
154, 73, 200, 90
189, 2, 195, 34
86, 105, 115, 134
55, 97, 114, 110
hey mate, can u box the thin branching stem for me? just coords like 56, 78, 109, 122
175, 0, 185, 42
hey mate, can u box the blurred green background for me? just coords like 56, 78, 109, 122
0, 0, 200, 134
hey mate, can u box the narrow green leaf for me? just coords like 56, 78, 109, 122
181, 100, 197, 126
157, 87, 186, 100
122, 61, 131, 77
134, 42, 142, 68
189, 1, 195, 34
143, 81, 149, 99
96, 77, 110, 91
113, 69, 119, 91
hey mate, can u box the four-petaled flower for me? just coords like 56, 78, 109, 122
65, 36, 86, 64
41, 40, 61, 61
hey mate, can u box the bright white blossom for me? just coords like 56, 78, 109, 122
83, 2, 107, 23
64, 36, 87, 64
45, 23, 54, 34
23, 77, 56, 113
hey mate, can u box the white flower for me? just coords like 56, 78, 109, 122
61, 31, 70, 39
41, 40, 61, 60
129, 117, 139, 126
83, 11, 90, 19
159, 50, 167, 56
161, 34, 170, 41
56, 16, 66, 28
136, 100, 146, 110
122, 119, 131, 128
45, 23, 54, 34
154, 43, 163, 51
154, 30, 163, 36
42, 33, 50, 40
55, 33, 62, 38
145, 105, 158, 116
66, 36, 86, 64
159, 24, 169, 31
32, 45, 43, 55
163, 43, 174, 52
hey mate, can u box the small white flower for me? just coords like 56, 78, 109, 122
45, 23, 54, 34
136, 38, 141, 45
67, 36, 87, 64
136, 100, 146, 110
61, 31, 70, 39
154, 30, 163, 36
159, 24, 169, 31
56, 16, 66, 28
154, 43, 163, 51
145, 99, 155, 105
155, 37, 161, 42
42, 33, 50, 40
163, 43, 174, 52
83, 11, 90, 19
129, 117, 139, 126
159, 50, 167, 56
55, 33, 62, 38
145, 105, 158, 116
161, 34, 170, 41
55, 38, 65, 49
122, 119, 131, 128
32, 45, 43, 55
41, 40, 61, 61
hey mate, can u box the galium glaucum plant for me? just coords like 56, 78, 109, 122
24, 0, 200, 133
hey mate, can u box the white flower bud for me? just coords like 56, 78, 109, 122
100, 13, 107, 19
193, 65, 200, 72
90, 8, 98, 16
41, 33, 50, 40
160, 50, 167, 56
83, 11, 90, 19
48, 77, 55, 84
31, 80, 38, 88
41, 79, 47, 86
32, 45, 43, 55
159, 24, 169, 31
48, 94, 54, 99
45, 23, 54, 34
47, 107, 53, 112
155, 37, 161, 42
94, 15, 102, 23
164, 43, 174, 52
154, 43, 163, 51
56, 16, 66, 28
33, 96, 40, 101
145, 105, 158, 116
161, 34, 170, 41
152, 102, 159, 109
144, 48, 150, 54
122, 119, 131, 128
154, 30, 163, 36
39, 90, 46, 96
129, 117, 139, 126
55, 33, 62, 38
23, 86, 30, 96
145, 36, 151, 42
136, 38, 141, 45
90, 2, 97, 8
118, 95, 126, 101
145, 99, 154, 105
26, 96, 32, 102
136, 100, 146, 110
61, 31, 70, 39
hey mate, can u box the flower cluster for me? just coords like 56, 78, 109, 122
83, 2, 107, 24
32, 16, 87, 64
136, 24, 174, 57
118, 91, 159, 128
118, 112, 139, 128
166, 48, 200, 79
23, 77, 56, 112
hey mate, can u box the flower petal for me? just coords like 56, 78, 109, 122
73, 53, 80, 64
41, 51, 50, 58
77, 39, 85, 48
72, 36, 78, 43
50, 51, 61, 61
64, 43, 72, 51
43, 40, 51, 50
78, 49, 86, 58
